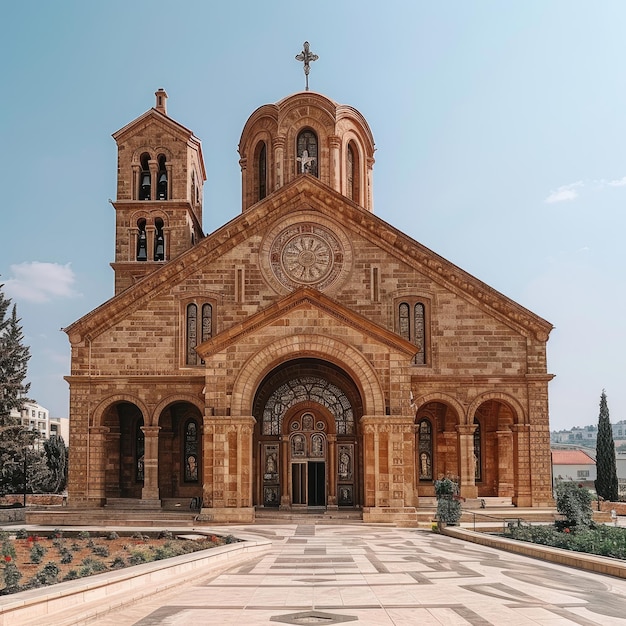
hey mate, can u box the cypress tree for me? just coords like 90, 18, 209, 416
0, 283, 33, 495
594, 390, 618, 502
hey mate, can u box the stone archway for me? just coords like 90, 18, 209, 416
252, 358, 363, 510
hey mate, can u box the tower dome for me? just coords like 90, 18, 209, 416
238, 91, 375, 212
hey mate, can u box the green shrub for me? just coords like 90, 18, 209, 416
30, 544, 46, 564
91, 544, 109, 557
35, 563, 59, 586
15, 529, 28, 540
60, 551, 73, 564
128, 549, 150, 565
158, 530, 173, 540
63, 569, 78, 581
2, 562, 22, 591
555, 482, 593, 528
106, 531, 120, 540
77, 531, 90, 540
111, 556, 126, 569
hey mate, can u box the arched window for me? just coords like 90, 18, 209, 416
346, 142, 359, 202
414, 303, 425, 365
201, 303, 212, 342
397, 299, 427, 365
296, 130, 318, 177
185, 302, 213, 366
139, 153, 151, 200
184, 419, 199, 482
154, 217, 165, 261
258, 142, 267, 201
136, 218, 148, 261
186, 304, 198, 365
473, 420, 482, 481
417, 419, 433, 481
135, 420, 145, 482
399, 302, 410, 341
157, 154, 168, 200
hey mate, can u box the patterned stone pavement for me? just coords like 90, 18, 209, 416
94, 524, 626, 625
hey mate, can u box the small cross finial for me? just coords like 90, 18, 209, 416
295, 41, 319, 91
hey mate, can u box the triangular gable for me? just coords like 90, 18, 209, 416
112, 108, 206, 181
65, 175, 552, 343
196, 287, 418, 359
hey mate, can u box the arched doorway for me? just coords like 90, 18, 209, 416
253, 358, 363, 509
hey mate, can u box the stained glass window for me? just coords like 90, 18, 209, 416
135, 421, 145, 482
473, 420, 482, 481
399, 303, 410, 341
262, 377, 354, 435
414, 303, 425, 365
346, 143, 354, 200
186, 304, 198, 365
418, 419, 432, 480
184, 420, 199, 482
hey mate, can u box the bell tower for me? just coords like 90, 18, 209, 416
110, 89, 206, 294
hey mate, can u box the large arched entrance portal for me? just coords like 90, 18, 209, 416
253, 358, 363, 509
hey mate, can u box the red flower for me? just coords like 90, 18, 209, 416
564, 528, 570, 533
4, 555, 11, 562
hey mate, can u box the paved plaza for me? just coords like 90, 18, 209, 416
88, 523, 626, 626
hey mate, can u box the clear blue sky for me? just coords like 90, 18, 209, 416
1, 1, 625, 431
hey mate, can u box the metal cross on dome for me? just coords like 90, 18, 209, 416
295, 41, 319, 91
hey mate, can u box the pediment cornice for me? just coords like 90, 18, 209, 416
65, 175, 552, 343
195, 287, 417, 359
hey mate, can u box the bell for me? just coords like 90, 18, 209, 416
155, 235, 165, 261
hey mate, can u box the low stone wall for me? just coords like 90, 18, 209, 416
599, 500, 626, 516
0, 494, 64, 507
0, 508, 25, 523
0, 535, 271, 626
443, 526, 626, 579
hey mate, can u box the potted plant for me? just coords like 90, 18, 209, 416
434, 476, 462, 527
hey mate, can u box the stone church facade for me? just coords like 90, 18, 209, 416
64, 87, 554, 523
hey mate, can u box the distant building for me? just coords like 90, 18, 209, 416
551, 449, 596, 489
10, 402, 68, 442
551, 420, 626, 447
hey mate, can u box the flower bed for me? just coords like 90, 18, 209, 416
506, 523, 626, 559
0, 528, 238, 595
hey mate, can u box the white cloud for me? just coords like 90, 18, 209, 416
4, 262, 80, 303
544, 182, 583, 204
607, 176, 626, 187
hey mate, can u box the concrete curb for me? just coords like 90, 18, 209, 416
443, 526, 626, 579
0, 537, 271, 626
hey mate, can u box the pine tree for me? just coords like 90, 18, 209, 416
0, 283, 33, 495
594, 390, 618, 502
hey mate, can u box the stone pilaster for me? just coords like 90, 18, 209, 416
457, 424, 477, 499
140, 426, 161, 502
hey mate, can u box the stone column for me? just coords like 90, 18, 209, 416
512, 423, 531, 506
280, 435, 290, 509
367, 156, 375, 211
239, 156, 247, 209
496, 428, 514, 497
274, 136, 286, 190
140, 426, 161, 503
329, 135, 341, 193
327, 434, 337, 509
88, 426, 109, 505
457, 424, 478, 499
199, 417, 255, 523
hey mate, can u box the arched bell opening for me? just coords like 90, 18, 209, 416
252, 358, 363, 510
